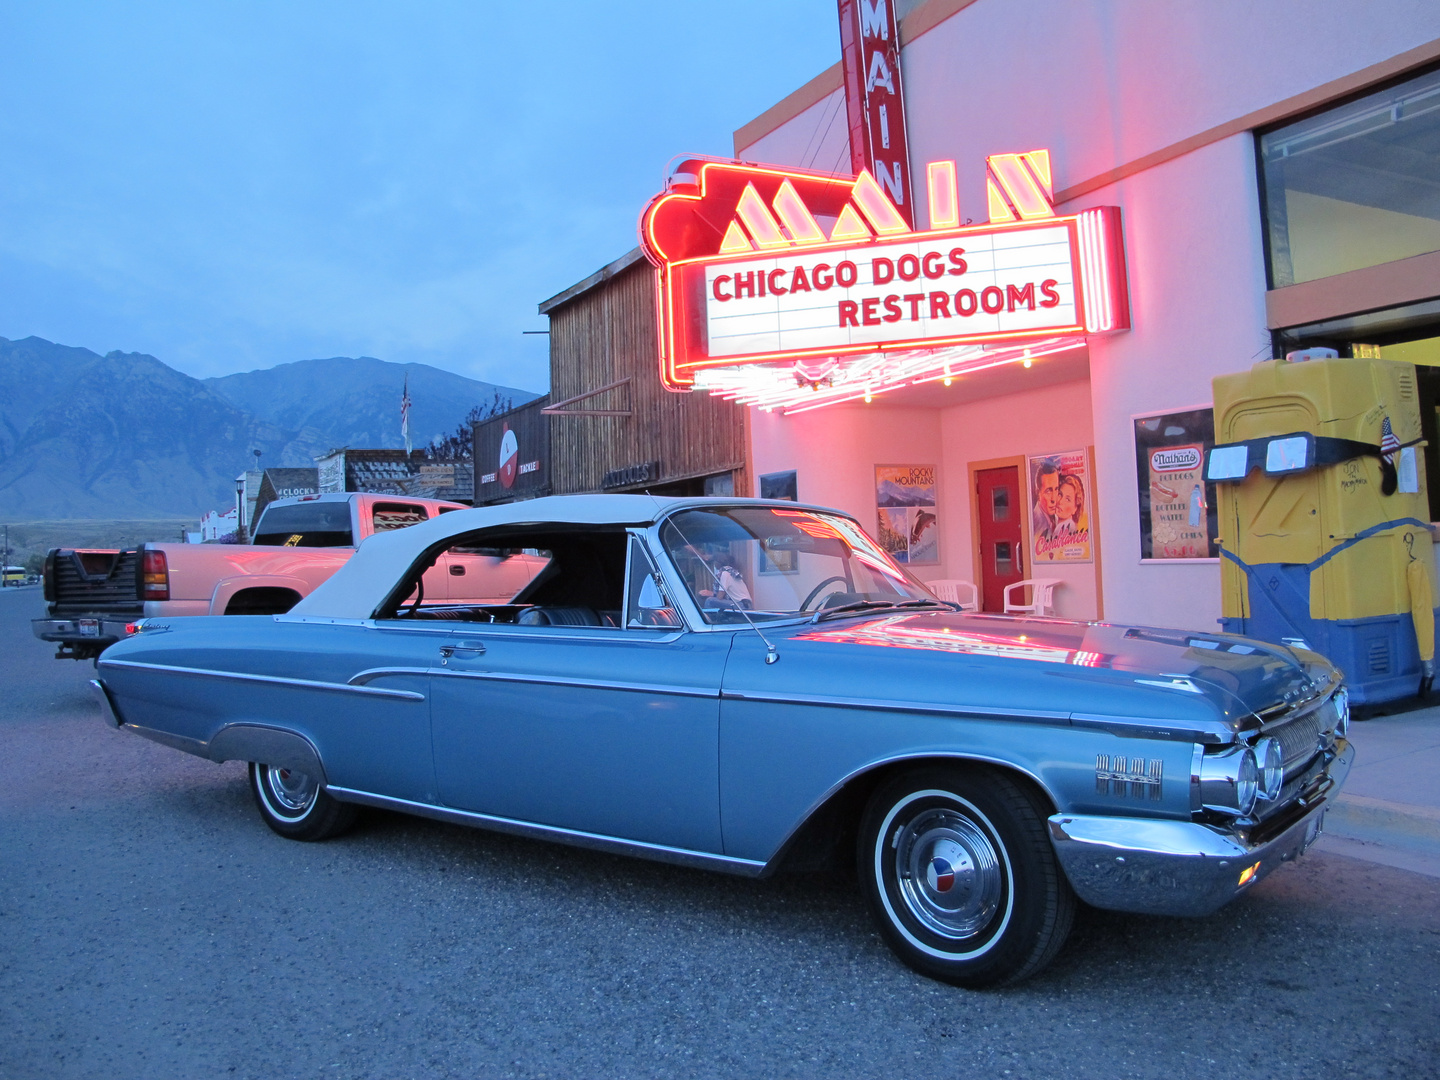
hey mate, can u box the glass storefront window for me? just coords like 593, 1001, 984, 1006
1260, 66, 1440, 287
1133, 408, 1220, 560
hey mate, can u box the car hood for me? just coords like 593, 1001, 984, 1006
782, 609, 1331, 726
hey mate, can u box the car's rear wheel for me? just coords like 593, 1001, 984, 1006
248, 761, 358, 841
858, 765, 1074, 988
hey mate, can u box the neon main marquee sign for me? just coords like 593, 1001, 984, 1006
639, 154, 1130, 412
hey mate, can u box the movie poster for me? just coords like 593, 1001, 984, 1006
1146, 443, 1210, 559
1027, 449, 1093, 563
1133, 408, 1219, 560
875, 465, 939, 564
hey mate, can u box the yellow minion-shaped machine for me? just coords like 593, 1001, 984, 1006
1210, 353, 1437, 704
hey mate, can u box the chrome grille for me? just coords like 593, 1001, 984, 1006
1263, 698, 1335, 777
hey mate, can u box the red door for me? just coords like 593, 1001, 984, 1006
976, 466, 1024, 612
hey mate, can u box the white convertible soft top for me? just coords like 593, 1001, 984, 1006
289, 493, 843, 620
289, 494, 679, 619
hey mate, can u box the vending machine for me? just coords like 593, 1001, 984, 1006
1209, 355, 1436, 704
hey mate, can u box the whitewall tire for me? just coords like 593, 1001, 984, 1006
248, 762, 358, 841
858, 765, 1074, 987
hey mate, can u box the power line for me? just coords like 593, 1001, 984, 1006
799, 91, 842, 170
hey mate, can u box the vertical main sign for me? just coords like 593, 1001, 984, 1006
838, 0, 913, 226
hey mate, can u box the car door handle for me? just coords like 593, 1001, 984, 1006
449, 564, 465, 576
439, 642, 486, 663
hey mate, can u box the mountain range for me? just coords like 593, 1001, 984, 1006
0, 336, 539, 519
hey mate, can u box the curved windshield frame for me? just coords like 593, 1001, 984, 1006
658, 506, 938, 625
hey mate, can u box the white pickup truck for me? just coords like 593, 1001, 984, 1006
34, 492, 543, 659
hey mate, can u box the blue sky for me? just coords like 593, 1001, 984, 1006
0, 1, 838, 393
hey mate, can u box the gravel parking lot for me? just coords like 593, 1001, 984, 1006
2, 585, 1438, 1080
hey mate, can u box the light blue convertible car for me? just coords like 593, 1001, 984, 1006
93, 496, 1352, 986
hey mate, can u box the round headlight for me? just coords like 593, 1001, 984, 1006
1199, 745, 1261, 817
1236, 748, 1259, 815
1255, 737, 1283, 801
1332, 687, 1350, 739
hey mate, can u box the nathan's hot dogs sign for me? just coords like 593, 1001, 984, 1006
639, 153, 1130, 412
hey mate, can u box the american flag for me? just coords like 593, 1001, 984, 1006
401, 374, 412, 454
1381, 415, 1400, 464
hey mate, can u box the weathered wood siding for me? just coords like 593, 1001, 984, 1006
547, 258, 750, 496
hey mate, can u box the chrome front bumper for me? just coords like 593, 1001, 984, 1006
1048, 739, 1353, 917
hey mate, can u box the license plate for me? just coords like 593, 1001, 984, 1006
78, 619, 99, 637
1303, 811, 1324, 851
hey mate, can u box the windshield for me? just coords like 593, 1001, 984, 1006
659, 506, 937, 624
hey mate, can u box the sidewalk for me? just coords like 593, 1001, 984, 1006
1314, 702, 1440, 878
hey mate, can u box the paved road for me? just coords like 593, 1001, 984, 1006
2, 585, 1438, 1080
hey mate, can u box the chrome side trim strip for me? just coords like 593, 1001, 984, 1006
325, 787, 766, 878
349, 667, 432, 686
124, 723, 213, 759
365, 620, 688, 644
426, 668, 720, 698
1070, 713, 1234, 745
721, 688, 1067, 724
89, 679, 123, 728
97, 658, 425, 701
271, 615, 370, 626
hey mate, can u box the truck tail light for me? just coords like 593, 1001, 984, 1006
142, 549, 169, 601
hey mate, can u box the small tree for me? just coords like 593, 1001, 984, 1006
425, 392, 516, 461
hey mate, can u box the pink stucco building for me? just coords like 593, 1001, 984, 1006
717, 0, 1440, 631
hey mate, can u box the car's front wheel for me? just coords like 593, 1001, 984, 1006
858, 765, 1074, 987
248, 762, 358, 841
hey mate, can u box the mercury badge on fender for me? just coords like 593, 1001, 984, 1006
92, 495, 1352, 987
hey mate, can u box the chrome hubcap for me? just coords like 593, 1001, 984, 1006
267, 766, 317, 812
895, 808, 1002, 939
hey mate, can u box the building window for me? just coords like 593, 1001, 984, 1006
1133, 408, 1219, 560
1259, 66, 1440, 288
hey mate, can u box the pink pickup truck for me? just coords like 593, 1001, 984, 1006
34, 492, 543, 659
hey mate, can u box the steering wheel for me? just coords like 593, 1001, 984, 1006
801, 575, 849, 611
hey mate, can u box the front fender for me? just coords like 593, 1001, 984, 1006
720, 698, 1199, 865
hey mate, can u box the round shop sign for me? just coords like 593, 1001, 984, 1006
498, 426, 518, 489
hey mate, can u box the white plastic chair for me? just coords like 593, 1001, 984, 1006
1003, 578, 1062, 616
925, 579, 979, 611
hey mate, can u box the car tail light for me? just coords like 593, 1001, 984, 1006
142, 549, 169, 601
